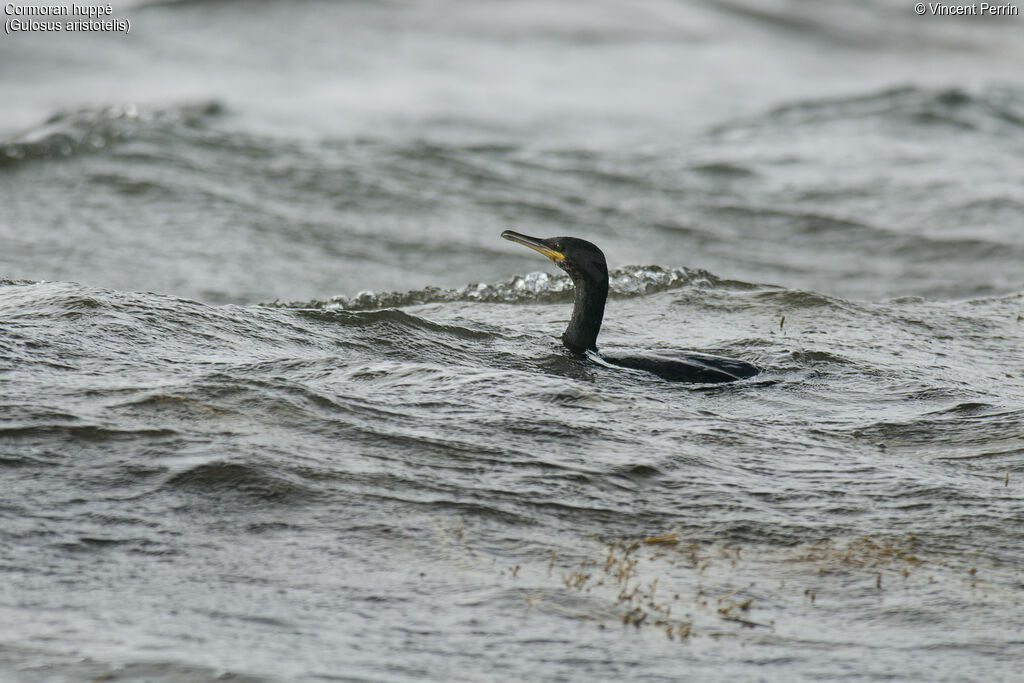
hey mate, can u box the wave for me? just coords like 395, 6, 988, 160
266, 265, 767, 311
714, 85, 1024, 136
164, 460, 322, 504
0, 100, 225, 167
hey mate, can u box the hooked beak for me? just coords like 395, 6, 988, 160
501, 230, 565, 263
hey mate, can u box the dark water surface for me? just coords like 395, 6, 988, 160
2, 0, 1024, 680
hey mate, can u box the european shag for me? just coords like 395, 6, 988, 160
501, 230, 759, 383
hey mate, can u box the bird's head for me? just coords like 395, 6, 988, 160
501, 230, 608, 287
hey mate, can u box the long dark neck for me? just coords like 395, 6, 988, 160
562, 275, 607, 353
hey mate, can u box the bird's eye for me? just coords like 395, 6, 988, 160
554, 242, 563, 251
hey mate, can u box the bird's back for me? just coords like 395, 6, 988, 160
604, 352, 759, 383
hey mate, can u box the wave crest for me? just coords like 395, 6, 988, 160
714, 85, 1024, 136
0, 101, 224, 165
268, 265, 760, 311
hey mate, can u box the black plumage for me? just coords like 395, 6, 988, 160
501, 230, 759, 383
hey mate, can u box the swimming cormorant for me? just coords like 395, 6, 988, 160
501, 230, 759, 383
